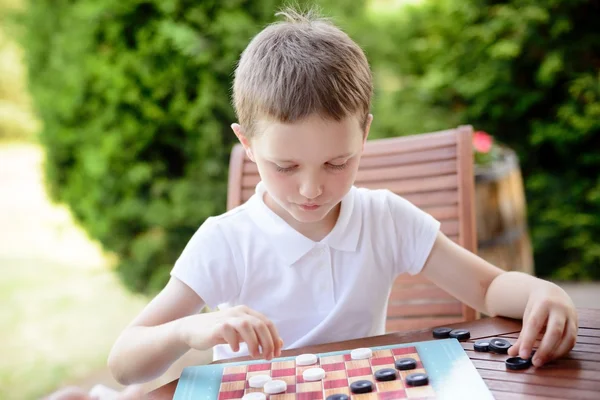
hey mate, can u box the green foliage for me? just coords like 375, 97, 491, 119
0, 0, 38, 140
365, 0, 600, 279
19, 0, 366, 293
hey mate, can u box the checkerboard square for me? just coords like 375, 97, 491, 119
324, 387, 350, 396
221, 373, 246, 382
347, 367, 372, 377
278, 375, 296, 386
322, 362, 345, 372
392, 347, 417, 356
272, 360, 295, 370
297, 393, 324, 400
246, 370, 271, 379
373, 349, 393, 358
320, 355, 345, 364
371, 356, 395, 366
218, 389, 244, 400
223, 366, 247, 375
323, 370, 347, 380
350, 393, 378, 400
377, 380, 404, 391
219, 381, 245, 391
323, 378, 348, 390
297, 381, 322, 392
270, 394, 296, 400
272, 368, 295, 377
345, 360, 370, 369
243, 387, 263, 394
248, 363, 271, 372
379, 390, 408, 399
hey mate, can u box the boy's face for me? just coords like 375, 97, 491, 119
233, 113, 372, 225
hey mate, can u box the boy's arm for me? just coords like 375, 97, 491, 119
108, 277, 283, 385
420, 232, 578, 367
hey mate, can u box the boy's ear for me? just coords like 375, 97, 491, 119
363, 114, 373, 146
231, 123, 255, 162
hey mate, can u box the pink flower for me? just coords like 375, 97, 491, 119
473, 131, 493, 153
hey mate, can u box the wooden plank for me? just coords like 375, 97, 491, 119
500, 332, 600, 346
356, 174, 458, 194
401, 190, 459, 207
491, 392, 560, 400
361, 129, 458, 156
579, 327, 600, 336
478, 368, 600, 391
578, 309, 600, 329
385, 316, 464, 332
464, 342, 600, 363
440, 219, 459, 236
470, 358, 600, 381
354, 160, 457, 183
483, 378, 600, 400
387, 301, 463, 318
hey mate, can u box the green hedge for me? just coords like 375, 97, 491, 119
20, 0, 365, 293
365, 0, 600, 279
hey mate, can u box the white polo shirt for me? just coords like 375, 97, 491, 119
170, 181, 440, 361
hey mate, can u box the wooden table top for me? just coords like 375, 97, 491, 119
148, 307, 600, 399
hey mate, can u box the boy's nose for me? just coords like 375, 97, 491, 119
299, 180, 323, 200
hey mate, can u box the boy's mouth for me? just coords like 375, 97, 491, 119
298, 203, 321, 211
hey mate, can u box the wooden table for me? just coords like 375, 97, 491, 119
149, 307, 600, 399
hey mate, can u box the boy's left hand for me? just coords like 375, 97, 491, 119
508, 283, 578, 367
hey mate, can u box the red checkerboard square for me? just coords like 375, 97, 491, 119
272, 368, 295, 377
218, 390, 244, 400
392, 347, 417, 356
297, 392, 323, 400
347, 367, 371, 377
324, 379, 348, 390
379, 390, 408, 399
322, 362, 345, 372
371, 356, 395, 366
221, 373, 246, 382
248, 363, 271, 372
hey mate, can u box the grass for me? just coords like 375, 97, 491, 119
0, 142, 148, 400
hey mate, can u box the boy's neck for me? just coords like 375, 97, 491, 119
263, 193, 340, 242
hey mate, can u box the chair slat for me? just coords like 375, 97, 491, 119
385, 316, 465, 332
387, 301, 463, 318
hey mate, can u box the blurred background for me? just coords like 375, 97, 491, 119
1, 0, 598, 398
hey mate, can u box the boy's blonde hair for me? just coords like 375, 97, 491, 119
232, 6, 373, 138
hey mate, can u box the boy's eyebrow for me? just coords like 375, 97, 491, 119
271, 152, 354, 163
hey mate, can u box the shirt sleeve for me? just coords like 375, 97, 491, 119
170, 217, 241, 309
384, 190, 441, 276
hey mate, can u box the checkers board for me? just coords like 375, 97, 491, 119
173, 338, 493, 400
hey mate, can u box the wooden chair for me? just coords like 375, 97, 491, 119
226, 125, 478, 332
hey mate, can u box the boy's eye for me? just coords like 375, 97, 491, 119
275, 165, 297, 173
327, 162, 348, 171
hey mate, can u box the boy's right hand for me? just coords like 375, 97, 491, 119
179, 305, 283, 360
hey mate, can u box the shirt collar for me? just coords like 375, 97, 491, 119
247, 182, 361, 266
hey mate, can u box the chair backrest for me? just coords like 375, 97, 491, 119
226, 125, 478, 332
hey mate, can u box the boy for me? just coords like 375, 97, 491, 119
108, 7, 578, 386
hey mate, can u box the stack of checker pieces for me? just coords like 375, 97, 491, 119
432, 327, 534, 370
217, 345, 436, 399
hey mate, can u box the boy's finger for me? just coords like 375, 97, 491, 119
507, 338, 520, 356
546, 320, 577, 362
222, 325, 241, 353
533, 314, 565, 366
253, 321, 275, 360
235, 319, 261, 357
518, 307, 547, 359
